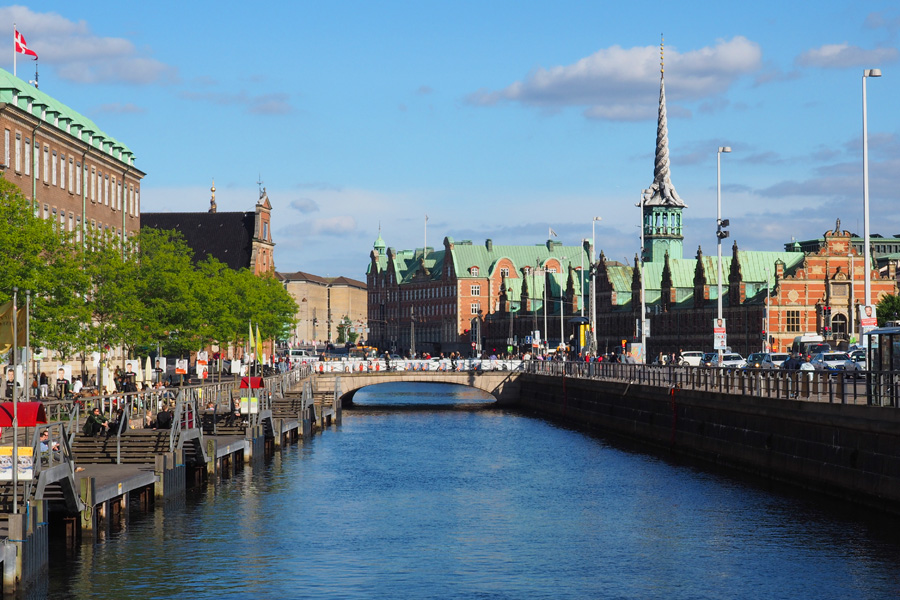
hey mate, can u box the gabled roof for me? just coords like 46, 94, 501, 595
277, 271, 365, 289
142, 211, 255, 270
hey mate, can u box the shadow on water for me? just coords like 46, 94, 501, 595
348, 381, 495, 411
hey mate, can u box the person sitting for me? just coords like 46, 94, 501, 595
82, 408, 110, 437
39, 429, 60, 465
155, 404, 173, 430
143, 409, 154, 429
107, 408, 126, 437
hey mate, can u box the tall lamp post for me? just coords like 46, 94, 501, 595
558, 256, 568, 352
590, 216, 601, 353
716, 146, 732, 362
638, 191, 651, 361
863, 68, 881, 313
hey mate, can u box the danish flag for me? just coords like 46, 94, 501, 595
15, 29, 37, 59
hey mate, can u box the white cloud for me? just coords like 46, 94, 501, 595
311, 216, 357, 236
466, 37, 762, 121
179, 90, 294, 115
96, 102, 145, 114
0, 6, 176, 84
289, 198, 319, 214
795, 43, 899, 68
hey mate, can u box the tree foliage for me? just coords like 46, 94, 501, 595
877, 294, 900, 326
0, 179, 298, 361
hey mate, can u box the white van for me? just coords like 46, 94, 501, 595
289, 349, 317, 361
680, 351, 704, 366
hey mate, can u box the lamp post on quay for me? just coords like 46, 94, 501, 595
637, 191, 651, 361
590, 216, 601, 354
716, 146, 732, 363
862, 68, 881, 313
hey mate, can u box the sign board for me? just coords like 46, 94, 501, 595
860, 305, 877, 348
0, 446, 32, 481
713, 318, 727, 350
125, 359, 140, 375
175, 359, 188, 375
197, 364, 208, 379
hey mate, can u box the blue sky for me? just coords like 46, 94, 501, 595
4, 2, 899, 278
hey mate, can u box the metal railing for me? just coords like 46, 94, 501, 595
524, 361, 877, 405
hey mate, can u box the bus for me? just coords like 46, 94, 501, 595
349, 345, 379, 359
790, 333, 829, 359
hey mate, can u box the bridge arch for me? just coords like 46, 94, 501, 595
315, 371, 521, 406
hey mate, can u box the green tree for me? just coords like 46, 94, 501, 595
131, 228, 202, 356
877, 294, 900, 326
336, 316, 359, 344
0, 176, 89, 360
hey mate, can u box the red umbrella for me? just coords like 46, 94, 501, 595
0, 402, 48, 427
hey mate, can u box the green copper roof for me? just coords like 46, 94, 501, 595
0, 68, 135, 165
604, 249, 806, 309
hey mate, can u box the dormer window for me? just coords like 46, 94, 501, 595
470, 267, 479, 276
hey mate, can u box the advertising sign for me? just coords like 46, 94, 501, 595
125, 359, 140, 375
175, 359, 188, 375
860, 305, 877, 347
713, 318, 727, 350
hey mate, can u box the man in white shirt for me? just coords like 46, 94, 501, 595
71, 377, 83, 395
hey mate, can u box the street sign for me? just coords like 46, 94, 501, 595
525, 335, 532, 344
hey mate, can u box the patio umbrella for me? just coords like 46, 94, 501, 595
0, 402, 47, 427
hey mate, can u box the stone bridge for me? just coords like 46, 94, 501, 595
313, 370, 522, 405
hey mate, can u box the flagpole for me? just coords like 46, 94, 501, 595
25, 291, 30, 402
12, 287, 18, 515
13, 24, 16, 78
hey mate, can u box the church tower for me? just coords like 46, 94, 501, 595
642, 38, 686, 263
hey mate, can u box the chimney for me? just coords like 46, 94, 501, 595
486, 239, 493, 252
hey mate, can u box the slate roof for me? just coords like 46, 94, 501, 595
142, 211, 255, 270
277, 271, 366, 289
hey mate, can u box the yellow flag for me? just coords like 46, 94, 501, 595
256, 324, 263, 363
0, 301, 26, 354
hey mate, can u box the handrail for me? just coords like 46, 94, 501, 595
522, 360, 877, 405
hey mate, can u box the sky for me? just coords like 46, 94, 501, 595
3, 2, 899, 279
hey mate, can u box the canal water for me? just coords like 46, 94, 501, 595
48, 382, 900, 599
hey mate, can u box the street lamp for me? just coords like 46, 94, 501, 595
639, 191, 651, 361
591, 216, 601, 353
863, 68, 881, 315
558, 256, 568, 352
717, 146, 732, 363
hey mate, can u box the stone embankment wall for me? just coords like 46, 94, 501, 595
518, 374, 900, 512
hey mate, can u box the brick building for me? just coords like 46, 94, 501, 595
367, 232, 587, 355
0, 68, 144, 242
277, 271, 366, 347
590, 56, 897, 358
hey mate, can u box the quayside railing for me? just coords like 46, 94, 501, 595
524, 361, 899, 406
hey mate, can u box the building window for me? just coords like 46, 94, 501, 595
548, 267, 557, 273
76, 162, 82, 195
75, 217, 81, 243
471, 284, 481, 296
68, 212, 74, 232
500, 267, 509, 278
3, 129, 8, 169
14, 132, 20, 172
470, 267, 479, 276
23, 138, 30, 175
59, 154, 65, 190
46, 147, 52, 184
42, 204, 48, 220
105, 175, 110, 206
68, 157, 74, 193
51, 208, 57, 231
786, 310, 801, 333
117, 180, 122, 211
470, 303, 480, 315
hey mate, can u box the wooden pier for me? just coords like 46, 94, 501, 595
0, 365, 340, 596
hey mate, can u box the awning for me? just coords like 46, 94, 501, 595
0, 402, 48, 427
240, 377, 265, 389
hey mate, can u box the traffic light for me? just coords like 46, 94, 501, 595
621, 339, 627, 349
717, 218, 730, 239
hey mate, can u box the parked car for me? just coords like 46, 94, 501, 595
843, 349, 866, 376
810, 351, 852, 374
680, 351, 705, 366
744, 352, 778, 370
704, 352, 745, 368
769, 353, 790, 367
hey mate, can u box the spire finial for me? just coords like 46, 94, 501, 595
660, 34, 664, 74
209, 178, 217, 213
